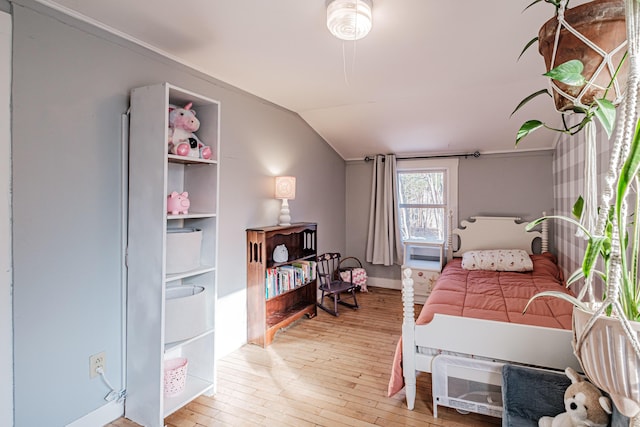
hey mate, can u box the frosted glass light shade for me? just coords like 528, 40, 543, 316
326, 0, 373, 41
275, 176, 296, 200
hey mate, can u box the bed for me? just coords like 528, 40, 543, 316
388, 215, 580, 410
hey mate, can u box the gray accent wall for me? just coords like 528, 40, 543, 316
458, 151, 555, 222
345, 151, 555, 280
553, 121, 610, 295
10, 1, 345, 425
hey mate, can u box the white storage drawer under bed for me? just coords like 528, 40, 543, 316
432, 354, 504, 418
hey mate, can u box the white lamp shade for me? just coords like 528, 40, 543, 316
275, 176, 296, 200
327, 0, 373, 41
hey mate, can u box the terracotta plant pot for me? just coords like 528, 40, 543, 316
573, 306, 640, 418
538, 0, 627, 111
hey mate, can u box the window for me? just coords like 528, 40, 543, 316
396, 159, 458, 243
397, 169, 446, 241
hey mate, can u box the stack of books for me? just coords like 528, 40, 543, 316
265, 260, 317, 299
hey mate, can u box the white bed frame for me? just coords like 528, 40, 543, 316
401, 215, 580, 410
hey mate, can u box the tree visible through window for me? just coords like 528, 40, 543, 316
397, 170, 446, 242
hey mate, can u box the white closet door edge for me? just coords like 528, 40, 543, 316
0, 10, 13, 427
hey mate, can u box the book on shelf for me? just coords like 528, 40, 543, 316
265, 260, 317, 299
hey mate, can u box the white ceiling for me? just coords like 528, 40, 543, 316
46, 0, 586, 160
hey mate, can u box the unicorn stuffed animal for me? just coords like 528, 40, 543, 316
167, 102, 211, 159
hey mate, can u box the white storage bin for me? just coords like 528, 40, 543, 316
166, 228, 202, 274
432, 355, 503, 418
165, 285, 207, 343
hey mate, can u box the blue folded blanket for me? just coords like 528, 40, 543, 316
501, 364, 628, 427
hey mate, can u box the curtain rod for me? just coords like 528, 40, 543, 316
363, 151, 481, 162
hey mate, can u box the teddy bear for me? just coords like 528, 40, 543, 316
167, 102, 212, 159
538, 367, 612, 427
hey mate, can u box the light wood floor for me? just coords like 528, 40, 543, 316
109, 287, 501, 427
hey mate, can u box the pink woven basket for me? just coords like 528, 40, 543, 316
164, 357, 188, 397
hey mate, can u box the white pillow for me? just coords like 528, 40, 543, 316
461, 249, 533, 272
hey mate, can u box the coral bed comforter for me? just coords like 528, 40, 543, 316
388, 252, 574, 396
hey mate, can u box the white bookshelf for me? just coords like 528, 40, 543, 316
126, 82, 220, 426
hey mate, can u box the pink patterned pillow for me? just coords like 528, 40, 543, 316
461, 249, 533, 272
340, 268, 368, 292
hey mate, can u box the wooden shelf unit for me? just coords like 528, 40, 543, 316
246, 223, 317, 347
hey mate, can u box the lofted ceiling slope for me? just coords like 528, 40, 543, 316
43, 0, 586, 160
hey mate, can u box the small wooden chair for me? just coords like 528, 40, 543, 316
316, 253, 359, 316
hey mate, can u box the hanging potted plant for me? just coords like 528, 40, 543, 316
513, 0, 627, 144
522, 1, 640, 422
513, 0, 628, 252
526, 127, 640, 420
538, 0, 627, 111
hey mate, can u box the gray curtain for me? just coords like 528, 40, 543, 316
366, 154, 403, 265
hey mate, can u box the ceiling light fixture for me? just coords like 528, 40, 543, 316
326, 0, 373, 41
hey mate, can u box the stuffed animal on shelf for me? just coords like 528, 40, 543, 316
538, 367, 611, 427
167, 102, 212, 160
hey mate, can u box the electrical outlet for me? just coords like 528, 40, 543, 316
90, 351, 106, 378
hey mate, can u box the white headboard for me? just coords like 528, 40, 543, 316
448, 215, 547, 259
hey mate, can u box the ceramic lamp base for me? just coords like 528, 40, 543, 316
278, 199, 291, 226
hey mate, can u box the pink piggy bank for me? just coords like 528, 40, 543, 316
167, 191, 190, 215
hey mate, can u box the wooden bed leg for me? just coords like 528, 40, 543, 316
402, 268, 417, 410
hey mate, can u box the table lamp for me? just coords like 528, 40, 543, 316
275, 176, 296, 226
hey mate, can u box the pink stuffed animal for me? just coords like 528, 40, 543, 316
167, 102, 212, 159
167, 191, 190, 215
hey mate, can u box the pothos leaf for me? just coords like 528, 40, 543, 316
572, 196, 584, 220
594, 98, 616, 138
523, 0, 545, 11
518, 37, 539, 61
543, 60, 587, 86
516, 120, 544, 145
511, 89, 551, 117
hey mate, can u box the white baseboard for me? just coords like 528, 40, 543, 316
366, 277, 401, 290
66, 400, 124, 427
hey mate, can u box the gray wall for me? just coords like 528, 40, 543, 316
458, 151, 555, 221
11, 1, 345, 425
0, 7, 12, 426
553, 118, 610, 294
345, 151, 555, 280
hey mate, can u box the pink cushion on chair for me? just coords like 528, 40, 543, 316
340, 268, 367, 290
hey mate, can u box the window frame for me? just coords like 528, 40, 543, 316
396, 158, 459, 247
